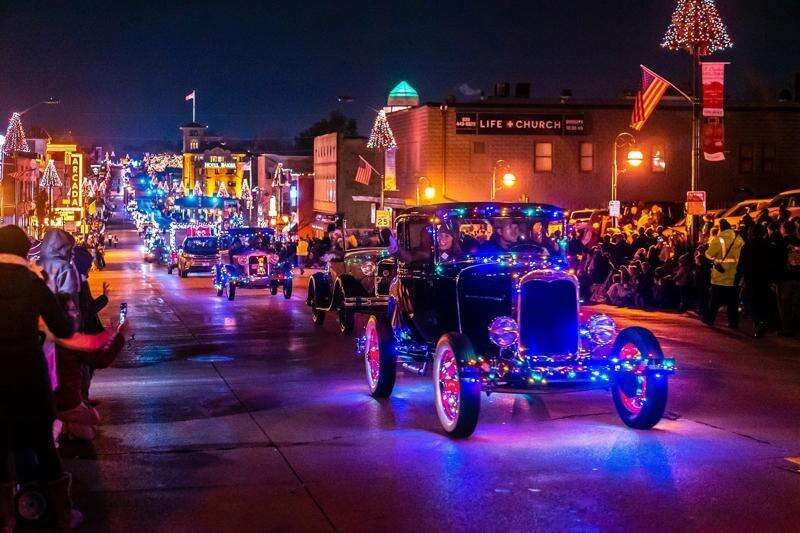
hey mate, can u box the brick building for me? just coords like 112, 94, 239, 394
384, 94, 800, 210
312, 132, 387, 234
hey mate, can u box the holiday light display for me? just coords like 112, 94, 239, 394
240, 178, 253, 210
367, 110, 397, 150
662, 0, 733, 56
3, 112, 29, 155
39, 160, 62, 188
143, 152, 183, 174
193, 183, 203, 196
217, 181, 230, 197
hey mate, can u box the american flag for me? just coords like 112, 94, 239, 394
630, 66, 670, 131
354, 158, 372, 185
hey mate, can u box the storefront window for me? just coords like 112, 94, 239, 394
534, 142, 553, 172
579, 142, 593, 172
651, 145, 666, 172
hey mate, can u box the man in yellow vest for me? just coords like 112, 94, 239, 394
703, 219, 744, 328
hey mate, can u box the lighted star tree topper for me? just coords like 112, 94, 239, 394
662, 0, 733, 56
367, 110, 397, 150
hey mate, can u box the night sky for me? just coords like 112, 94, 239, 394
0, 0, 797, 151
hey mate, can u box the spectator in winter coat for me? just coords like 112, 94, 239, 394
38, 229, 81, 330
703, 219, 744, 328
737, 223, 777, 337
775, 219, 800, 336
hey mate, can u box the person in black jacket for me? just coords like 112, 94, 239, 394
0, 225, 80, 529
737, 223, 777, 337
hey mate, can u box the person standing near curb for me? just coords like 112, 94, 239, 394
703, 219, 744, 329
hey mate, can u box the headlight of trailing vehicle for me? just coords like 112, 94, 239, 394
581, 313, 616, 346
360, 261, 377, 276
488, 316, 519, 348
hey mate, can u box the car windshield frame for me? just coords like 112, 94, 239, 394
183, 237, 218, 253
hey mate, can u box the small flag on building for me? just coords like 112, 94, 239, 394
185, 90, 195, 101
630, 66, 671, 131
354, 158, 372, 185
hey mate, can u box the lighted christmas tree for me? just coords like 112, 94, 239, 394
3, 112, 30, 155
39, 160, 62, 188
662, 0, 733, 56
240, 179, 253, 210
367, 110, 397, 150
217, 181, 229, 197
193, 182, 203, 196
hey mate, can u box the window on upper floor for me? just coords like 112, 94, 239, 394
579, 142, 593, 172
534, 142, 553, 172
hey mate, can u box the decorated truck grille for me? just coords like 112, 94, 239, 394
249, 256, 268, 276
518, 276, 579, 359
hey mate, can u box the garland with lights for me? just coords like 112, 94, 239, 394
367, 110, 397, 150
39, 160, 62, 188
3, 112, 29, 155
662, 0, 733, 56
143, 152, 183, 174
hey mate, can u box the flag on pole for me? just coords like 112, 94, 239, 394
185, 90, 196, 101
354, 158, 372, 185
630, 66, 671, 131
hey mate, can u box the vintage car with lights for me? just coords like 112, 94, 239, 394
307, 247, 393, 334
357, 202, 675, 438
212, 227, 293, 300
175, 236, 220, 278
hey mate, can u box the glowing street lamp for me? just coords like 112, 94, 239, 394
416, 176, 435, 205
611, 132, 641, 227
491, 160, 516, 200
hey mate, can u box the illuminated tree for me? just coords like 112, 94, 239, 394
367, 110, 397, 151
217, 180, 229, 197
3, 112, 29, 155
662, 0, 733, 56
39, 159, 62, 188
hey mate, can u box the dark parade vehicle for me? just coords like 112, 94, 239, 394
307, 247, 394, 334
212, 227, 293, 300
175, 236, 220, 277
357, 203, 675, 438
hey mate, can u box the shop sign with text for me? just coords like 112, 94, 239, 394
455, 112, 587, 135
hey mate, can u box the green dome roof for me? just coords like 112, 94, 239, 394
387, 81, 419, 106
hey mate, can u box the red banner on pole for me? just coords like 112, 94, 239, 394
702, 119, 725, 161
702, 62, 727, 118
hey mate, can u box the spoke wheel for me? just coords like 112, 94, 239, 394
283, 280, 293, 299
225, 281, 236, 301
611, 327, 669, 430
364, 315, 395, 398
433, 333, 480, 438
308, 285, 325, 326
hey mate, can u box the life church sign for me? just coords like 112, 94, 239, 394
455, 112, 587, 135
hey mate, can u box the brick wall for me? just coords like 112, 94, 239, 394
387, 102, 800, 210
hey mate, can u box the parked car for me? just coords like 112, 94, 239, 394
717, 199, 770, 228
212, 228, 292, 300
357, 202, 675, 438
666, 209, 724, 237
307, 247, 394, 334
568, 208, 596, 227
176, 236, 220, 277
765, 189, 800, 219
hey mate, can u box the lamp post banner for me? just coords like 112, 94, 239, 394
701, 62, 726, 117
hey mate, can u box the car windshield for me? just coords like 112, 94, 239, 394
437, 216, 559, 262
184, 237, 218, 253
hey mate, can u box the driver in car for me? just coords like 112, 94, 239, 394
481, 218, 519, 253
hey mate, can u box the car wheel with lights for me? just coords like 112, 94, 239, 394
216, 286, 223, 297
283, 279, 293, 299
433, 333, 480, 438
610, 327, 668, 430
225, 281, 236, 301
167, 266, 174, 275
364, 315, 396, 398
270, 283, 278, 296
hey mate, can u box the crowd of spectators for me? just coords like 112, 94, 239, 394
571, 204, 800, 338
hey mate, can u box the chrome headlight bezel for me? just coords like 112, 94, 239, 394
488, 316, 519, 348
581, 313, 616, 346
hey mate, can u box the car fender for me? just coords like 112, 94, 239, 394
336, 273, 369, 298
309, 272, 332, 308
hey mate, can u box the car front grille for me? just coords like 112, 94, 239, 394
518, 276, 579, 359
249, 256, 268, 276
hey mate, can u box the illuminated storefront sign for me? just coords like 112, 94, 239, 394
55, 152, 84, 221
455, 112, 587, 135
203, 161, 236, 169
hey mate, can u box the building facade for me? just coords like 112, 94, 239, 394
312, 132, 384, 233
182, 144, 249, 197
385, 98, 800, 210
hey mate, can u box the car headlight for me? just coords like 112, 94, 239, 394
582, 313, 616, 345
360, 261, 377, 276
488, 316, 519, 348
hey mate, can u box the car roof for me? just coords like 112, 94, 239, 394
775, 189, 800, 196
401, 202, 566, 219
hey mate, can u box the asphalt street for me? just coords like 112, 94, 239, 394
64, 229, 800, 532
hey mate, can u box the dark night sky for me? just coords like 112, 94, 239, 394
0, 0, 797, 150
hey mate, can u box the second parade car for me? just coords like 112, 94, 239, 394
212, 228, 293, 300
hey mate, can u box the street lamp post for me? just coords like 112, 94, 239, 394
491, 159, 516, 201
611, 133, 643, 227
416, 176, 435, 206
